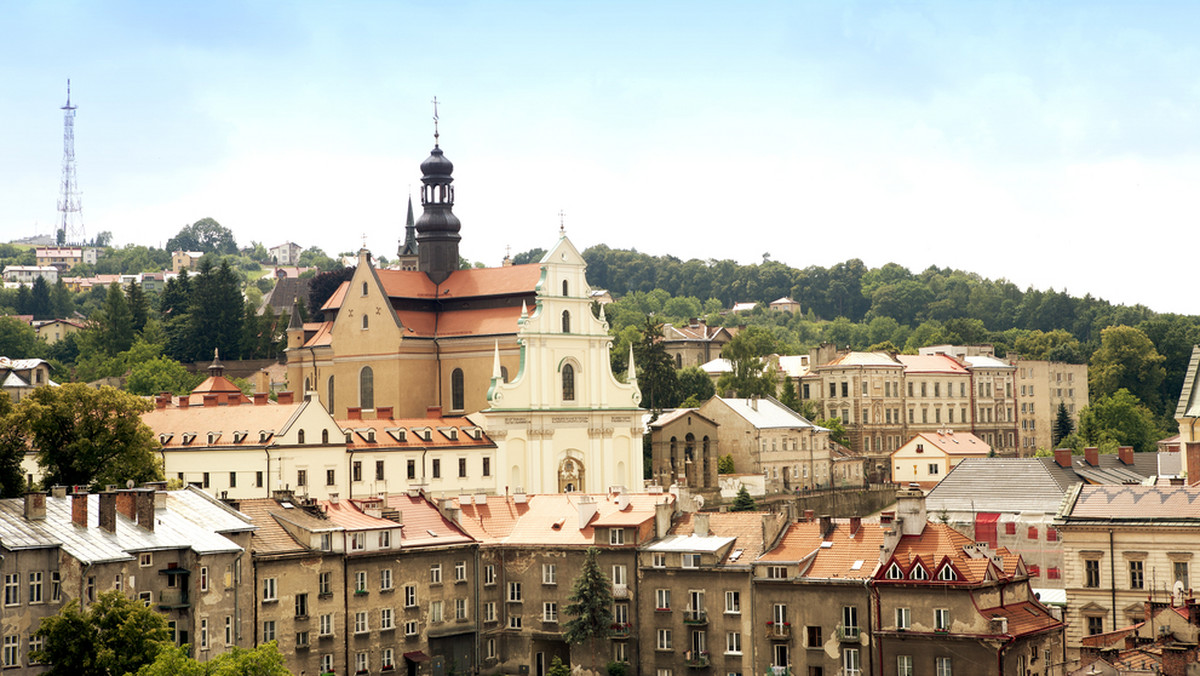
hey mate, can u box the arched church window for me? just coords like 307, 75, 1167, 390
675, 353, 682, 368
304, 377, 311, 393
297, 429, 306, 444
562, 364, 575, 401
362, 281, 369, 296
562, 310, 570, 333
362, 315, 369, 330
562, 280, 569, 296
322, 429, 329, 444
360, 366, 374, 410
451, 368, 465, 411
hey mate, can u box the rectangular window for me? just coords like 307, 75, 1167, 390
766, 565, 787, 579
484, 565, 496, 585
432, 459, 441, 479
297, 469, 307, 486
483, 457, 491, 476
508, 582, 522, 602
844, 648, 861, 676
355, 570, 367, 592
381, 608, 394, 630
262, 578, 277, 602
263, 620, 276, 642
325, 469, 335, 486
375, 460, 385, 481
508, 615, 522, 629
543, 564, 557, 585
1130, 560, 1145, 590
656, 588, 671, 610
3, 635, 18, 668
653, 553, 666, 568
407, 459, 416, 480
683, 553, 701, 568
295, 593, 308, 618
378, 530, 391, 549
484, 602, 496, 623
543, 602, 558, 622
1176, 561, 1190, 588
229, 471, 237, 487
319, 614, 333, 636
404, 585, 416, 607
458, 457, 467, 478
455, 561, 467, 582
725, 591, 740, 614
319, 572, 332, 596
50, 572, 61, 603
4, 574, 18, 606
199, 566, 208, 592
1087, 616, 1104, 635
1085, 559, 1101, 588
896, 607, 910, 629
355, 611, 369, 634
842, 606, 858, 637
657, 628, 673, 651
936, 657, 952, 676
405, 620, 418, 636
430, 564, 442, 584
726, 631, 742, 654
610, 528, 626, 545
256, 471, 264, 487
455, 597, 467, 620
935, 608, 950, 631
356, 652, 368, 673
139, 591, 152, 606
380, 569, 393, 591
806, 625, 822, 648
200, 618, 209, 650
612, 565, 627, 586
28, 572, 42, 604
352, 461, 362, 482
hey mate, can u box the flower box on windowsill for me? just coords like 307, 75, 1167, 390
354, 589, 369, 596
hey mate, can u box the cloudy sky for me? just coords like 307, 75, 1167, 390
2, 1, 1198, 314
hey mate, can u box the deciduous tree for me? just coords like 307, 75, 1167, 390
33, 590, 171, 676
1078, 389, 1161, 454
1090, 326, 1166, 410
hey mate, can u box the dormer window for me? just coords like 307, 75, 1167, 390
387, 428, 407, 442
886, 563, 904, 580
367, 430, 376, 442
207, 432, 219, 444
910, 565, 928, 581
938, 565, 958, 581
159, 433, 173, 445
182, 433, 196, 446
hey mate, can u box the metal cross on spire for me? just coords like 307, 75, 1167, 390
432, 96, 440, 146
558, 210, 566, 235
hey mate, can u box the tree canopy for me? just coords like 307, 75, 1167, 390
166, 217, 237, 255
562, 547, 613, 646
33, 590, 172, 676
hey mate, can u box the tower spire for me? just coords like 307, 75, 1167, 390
431, 96, 440, 147
415, 98, 461, 284
57, 79, 84, 246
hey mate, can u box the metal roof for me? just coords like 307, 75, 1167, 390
926, 458, 1068, 514
713, 397, 823, 430
644, 533, 736, 553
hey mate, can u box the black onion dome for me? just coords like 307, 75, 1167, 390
420, 146, 454, 177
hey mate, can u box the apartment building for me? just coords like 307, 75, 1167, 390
889, 430, 990, 486
1013, 359, 1089, 453
660, 319, 734, 369
962, 354, 1019, 454
895, 354, 972, 440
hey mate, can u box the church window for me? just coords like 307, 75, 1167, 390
327, 376, 335, 412
362, 315, 369, 330
562, 310, 571, 333
675, 353, 682, 368
322, 429, 329, 444
298, 430, 306, 444
451, 369, 465, 411
563, 364, 576, 401
360, 367, 375, 410
562, 280, 569, 296
362, 281, 368, 296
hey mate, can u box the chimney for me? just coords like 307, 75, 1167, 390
376, 406, 393, 420
228, 396, 242, 407
804, 509, 815, 522
1187, 442, 1200, 486
116, 490, 137, 520
990, 616, 1009, 635
71, 489, 88, 527
426, 406, 442, 419
179, 397, 190, 409
329, 492, 339, 505
749, 396, 758, 411
347, 407, 362, 421
155, 394, 168, 409
895, 485, 927, 536
23, 492, 46, 520
819, 515, 833, 538
50, 485, 67, 499
202, 393, 219, 407
850, 516, 862, 536
1118, 446, 1134, 466
135, 489, 155, 531
1084, 447, 1099, 467
577, 495, 598, 529
254, 392, 268, 406
277, 391, 294, 405
98, 492, 117, 533
1054, 448, 1072, 468
880, 511, 895, 525
694, 513, 710, 537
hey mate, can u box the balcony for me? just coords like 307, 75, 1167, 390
767, 623, 791, 640
683, 609, 708, 626
612, 583, 631, 600
157, 588, 190, 610
684, 651, 710, 668
609, 623, 632, 638
838, 625, 860, 642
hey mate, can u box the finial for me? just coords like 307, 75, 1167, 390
431, 96, 440, 146
362, 232, 368, 248
505, 245, 511, 257
214, 348, 220, 362
558, 210, 565, 235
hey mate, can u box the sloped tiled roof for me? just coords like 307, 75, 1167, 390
1064, 485, 1200, 522
760, 519, 886, 580
885, 523, 1021, 585
453, 493, 667, 547
979, 600, 1062, 637
896, 354, 969, 374
395, 306, 522, 338
926, 458, 1068, 514
238, 497, 335, 555
669, 511, 784, 564
384, 494, 473, 548
341, 415, 493, 451
143, 402, 306, 449
905, 431, 990, 458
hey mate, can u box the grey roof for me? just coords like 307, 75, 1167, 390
644, 533, 736, 553
713, 396, 825, 431
0, 490, 249, 564
926, 458, 1069, 514
1038, 454, 1156, 490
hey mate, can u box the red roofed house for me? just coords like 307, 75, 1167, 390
890, 430, 991, 487
285, 139, 643, 495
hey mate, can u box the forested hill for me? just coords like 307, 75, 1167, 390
574, 245, 1200, 429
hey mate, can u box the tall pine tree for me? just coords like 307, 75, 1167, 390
563, 546, 613, 651
125, 280, 149, 333
98, 282, 134, 356
1053, 402, 1075, 448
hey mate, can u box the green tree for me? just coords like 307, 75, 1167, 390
562, 547, 613, 649
676, 366, 714, 407
30, 276, 52, 319
818, 416, 850, 448
716, 326, 777, 398
16, 383, 162, 489
511, 248, 547, 265
1078, 389, 1161, 454
547, 657, 571, 676
126, 280, 149, 333
33, 589, 172, 676
0, 396, 26, 497
718, 454, 735, 474
632, 317, 677, 410
137, 642, 292, 676
778, 375, 800, 412
730, 485, 756, 511
1052, 402, 1074, 447
97, 282, 135, 356
166, 217, 237, 255
126, 356, 204, 396
1089, 325, 1166, 411
0, 315, 45, 358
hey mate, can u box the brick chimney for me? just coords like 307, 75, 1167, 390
426, 406, 442, 419
135, 489, 155, 532
1054, 448, 1072, 468
98, 492, 117, 533
155, 393, 168, 409
178, 397, 190, 409
116, 490, 137, 520
803, 509, 815, 522
71, 489, 88, 527
1118, 446, 1134, 466
376, 406, 393, 420
850, 516, 862, 536
347, 407, 362, 421
202, 393, 219, 407
1084, 447, 1099, 467
820, 515, 833, 538
1187, 442, 1200, 486
277, 391, 294, 405
253, 392, 268, 406
23, 492, 46, 520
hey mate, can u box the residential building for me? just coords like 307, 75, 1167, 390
32, 320, 83, 346
2, 266, 58, 286
642, 511, 786, 675
647, 408, 721, 498
889, 430, 989, 486
697, 396, 833, 494
0, 358, 55, 403
768, 296, 800, 313
895, 354, 972, 439
171, 250, 204, 273
0, 486, 256, 674
452, 490, 673, 675
285, 139, 643, 494
873, 487, 1065, 676
1012, 359, 1089, 453
1056, 484, 1200, 652
661, 319, 734, 369
34, 246, 97, 271
268, 242, 303, 266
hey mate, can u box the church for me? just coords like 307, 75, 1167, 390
285, 135, 644, 495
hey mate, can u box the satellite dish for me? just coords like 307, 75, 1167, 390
126, 480, 135, 489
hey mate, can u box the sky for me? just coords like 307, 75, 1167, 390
2, 1, 1199, 314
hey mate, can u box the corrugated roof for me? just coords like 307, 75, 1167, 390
926, 458, 1067, 514
712, 397, 822, 430
645, 534, 736, 553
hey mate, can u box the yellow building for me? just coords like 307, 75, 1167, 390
286, 139, 643, 495
890, 430, 989, 487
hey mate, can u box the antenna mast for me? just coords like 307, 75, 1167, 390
57, 80, 84, 245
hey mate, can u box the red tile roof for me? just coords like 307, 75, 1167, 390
454, 493, 667, 547
883, 523, 1022, 584
979, 601, 1062, 637
143, 402, 305, 448
383, 494, 473, 548
341, 416, 493, 451
671, 511, 785, 563
761, 520, 887, 579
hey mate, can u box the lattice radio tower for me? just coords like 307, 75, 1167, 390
57, 79, 85, 245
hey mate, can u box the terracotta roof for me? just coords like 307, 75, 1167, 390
760, 520, 887, 579
324, 265, 542, 309
383, 494, 474, 548
395, 306, 522, 338
454, 493, 667, 547
1065, 485, 1200, 521
979, 601, 1062, 637
341, 416, 494, 451
896, 354, 969, 374
671, 511, 784, 564
143, 402, 305, 448
188, 374, 251, 404
906, 431, 990, 457
884, 523, 1021, 584
320, 499, 399, 531
301, 321, 334, 347
238, 498, 334, 555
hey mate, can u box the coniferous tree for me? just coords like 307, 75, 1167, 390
730, 485, 756, 511
632, 317, 677, 410
159, 269, 191, 318
125, 280, 148, 333
1052, 402, 1074, 448
779, 375, 800, 412
98, 282, 134, 356
14, 284, 30, 315
29, 277, 52, 319
50, 280, 73, 318
562, 547, 613, 649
